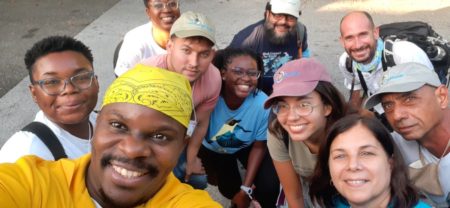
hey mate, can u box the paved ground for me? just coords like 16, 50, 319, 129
1, 0, 450, 206
0, 0, 120, 97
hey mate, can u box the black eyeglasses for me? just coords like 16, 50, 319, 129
228, 67, 261, 79
33, 71, 95, 96
149, 1, 179, 11
270, 12, 297, 22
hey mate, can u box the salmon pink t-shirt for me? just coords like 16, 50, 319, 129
141, 54, 221, 113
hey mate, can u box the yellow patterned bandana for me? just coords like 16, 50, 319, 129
102, 64, 193, 127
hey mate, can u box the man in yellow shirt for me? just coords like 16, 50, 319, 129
0, 65, 221, 208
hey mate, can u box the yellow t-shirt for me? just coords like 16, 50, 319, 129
0, 154, 221, 208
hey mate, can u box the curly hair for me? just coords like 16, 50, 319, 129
24, 35, 93, 83
212, 47, 264, 96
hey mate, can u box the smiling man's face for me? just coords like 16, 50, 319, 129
86, 102, 187, 207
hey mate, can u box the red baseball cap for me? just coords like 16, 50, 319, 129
264, 58, 332, 109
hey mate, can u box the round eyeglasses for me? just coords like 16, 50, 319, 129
33, 71, 95, 96
228, 67, 261, 79
150, 1, 179, 11
272, 102, 316, 117
270, 12, 297, 22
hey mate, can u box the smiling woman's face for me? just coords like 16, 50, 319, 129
328, 123, 392, 208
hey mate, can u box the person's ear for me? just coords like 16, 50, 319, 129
220, 69, 227, 80
323, 104, 332, 117
29, 84, 38, 103
373, 26, 380, 40
166, 39, 174, 52
265, 10, 270, 20
435, 85, 449, 109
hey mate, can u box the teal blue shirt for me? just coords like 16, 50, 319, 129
333, 195, 432, 208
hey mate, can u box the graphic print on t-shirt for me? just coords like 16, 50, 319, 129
207, 119, 251, 148
262, 52, 292, 77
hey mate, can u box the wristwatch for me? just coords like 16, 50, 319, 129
240, 185, 253, 199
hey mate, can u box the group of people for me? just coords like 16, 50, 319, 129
0, 0, 448, 207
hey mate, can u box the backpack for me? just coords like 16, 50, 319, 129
346, 21, 450, 96
22, 122, 68, 160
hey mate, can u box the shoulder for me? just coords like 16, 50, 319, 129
0, 130, 54, 163
338, 52, 350, 68
414, 200, 433, 208
235, 20, 264, 37
148, 173, 221, 207
229, 20, 265, 47
391, 40, 433, 69
196, 64, 221, 92
140, 54, 167, 68
123, 22, 152, 39
251, 91, 269, 109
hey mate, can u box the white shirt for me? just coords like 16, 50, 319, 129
114, 22, 166, 76
0, 111, 96, 162
338, 40, 434, 95
392, 132, 450, 206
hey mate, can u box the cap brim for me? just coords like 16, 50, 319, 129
172, 30, 216, 45
364, 82, 426, 109
271, 8, 299, 18
264, 81, 317, 109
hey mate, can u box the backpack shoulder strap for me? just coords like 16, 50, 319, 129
382, 38, 396, 71
345, 56, 353, 73
296, 22, 305, 58
297, 22, 305, 46
356, 70, 369, 98
22, 122, 68, 160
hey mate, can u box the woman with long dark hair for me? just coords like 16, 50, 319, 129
264, 58, 346, 207
310, 114, 431, 208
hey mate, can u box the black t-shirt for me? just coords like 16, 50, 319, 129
228, 20, 308, 95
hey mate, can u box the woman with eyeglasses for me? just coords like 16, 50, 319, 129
264, 58, 346, 207
309, 114, 431, 208
197, 48, 279, 208
114, 0, 180, 76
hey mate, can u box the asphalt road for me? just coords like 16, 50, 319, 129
1, 0, 450, 205
0, 0, 120, 97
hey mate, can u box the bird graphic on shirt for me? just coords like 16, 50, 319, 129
207, 119, 251, 148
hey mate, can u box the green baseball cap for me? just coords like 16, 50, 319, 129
170, 11, 216, 45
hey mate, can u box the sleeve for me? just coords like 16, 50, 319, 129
267, 131, 291, 162
228, 22, 261, 50
0, 162, 33, 207
195, 67, 222, 113
338, 52, 362, 90
114, 32, 144, 77
0, 132, 55, 163
255, 108, 270, 141
392, 41, 434, 70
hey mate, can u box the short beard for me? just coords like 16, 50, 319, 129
264, 21, 296, 45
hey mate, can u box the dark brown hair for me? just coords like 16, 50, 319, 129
309, 114, 420, 207
268, 81, 346, 143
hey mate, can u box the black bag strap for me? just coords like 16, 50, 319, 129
22, 122, 67, 160
345, 57, 369, 98
356, 69, 369, 98
296, 22, 305, 58
382, 38, 396, 71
